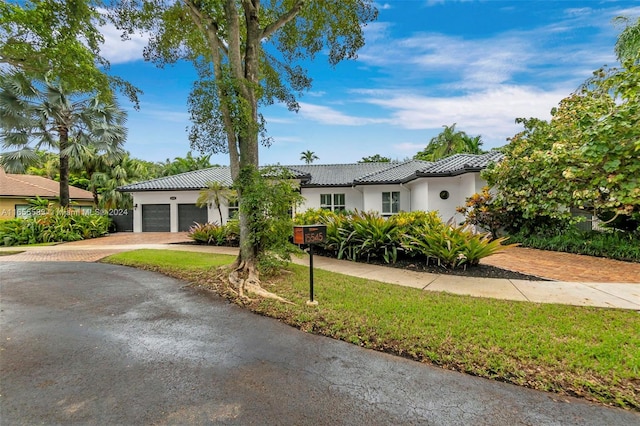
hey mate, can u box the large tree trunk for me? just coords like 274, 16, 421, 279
185, 0, 298, 302
58, 127, 70, 208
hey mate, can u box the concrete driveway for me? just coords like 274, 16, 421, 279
1, 262, 637, 425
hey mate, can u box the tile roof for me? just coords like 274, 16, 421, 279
417, 151, 504, 176
119, 167, 235, 192
354, 160, 433, 184
290, 162, 396, 187
0, 168, 94, 200
117, 153, 503, 192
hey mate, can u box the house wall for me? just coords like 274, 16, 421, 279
362, 184, 411, 214
420, 173, 486, 223
0, 197, 93, 220
131, 190, 226, 232
298, 187, 364, 212
128, 172, 490, 232
407, 180, 429, 212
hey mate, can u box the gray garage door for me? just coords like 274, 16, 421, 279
178, 204, 208, 232
142, 204, 170, 232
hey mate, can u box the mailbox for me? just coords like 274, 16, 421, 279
293, 224, 326, 245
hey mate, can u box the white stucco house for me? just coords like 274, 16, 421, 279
118, 151, 503, 232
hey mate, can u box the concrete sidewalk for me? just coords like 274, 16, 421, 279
1, 240, 638, 310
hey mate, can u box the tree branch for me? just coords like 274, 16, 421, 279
183, 0, 228, 56
261, 0, 305, 40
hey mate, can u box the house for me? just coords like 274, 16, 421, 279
118, 152, 503, 232
0, 167, 94, 220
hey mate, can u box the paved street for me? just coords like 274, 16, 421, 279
1, 262, 637, 425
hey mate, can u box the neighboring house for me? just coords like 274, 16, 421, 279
118, 152, 503, 233
0, 167, 94, 220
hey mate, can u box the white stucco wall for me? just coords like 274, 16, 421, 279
131, 190, 233, 232
298, 187, 364, 213
129, 172, 490, 232
361, 184, 411, 214
418, 173, 486, 223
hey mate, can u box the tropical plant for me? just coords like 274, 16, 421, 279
196, 181, 236, 225
337, 211, 400, 263
403, 223, 514, 268
456, 187, 511, 238
188, 222, 226, 245
158, 151, 213, 177
0, 209, 109, 246
0, 73, 127, 207
414, 123, 485, 161
300, 150, 319, 164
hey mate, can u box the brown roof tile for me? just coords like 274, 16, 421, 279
0, 168, 94, 200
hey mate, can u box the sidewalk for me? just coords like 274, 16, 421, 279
1, 233, 638, 310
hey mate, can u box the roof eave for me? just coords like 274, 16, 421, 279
416, 167, 483, 178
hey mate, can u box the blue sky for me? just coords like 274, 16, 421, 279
100, 0, 640, 165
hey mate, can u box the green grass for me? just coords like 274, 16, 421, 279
103, 249, 640, 410
0, 250, 24, 256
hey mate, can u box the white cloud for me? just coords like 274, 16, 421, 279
99, 20, 148, 64
297, 102, 388, 126
353, 85, 567, 148
356, 4, 639, 94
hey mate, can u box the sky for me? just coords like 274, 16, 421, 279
100, 0, 640, 166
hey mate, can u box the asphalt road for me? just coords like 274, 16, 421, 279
1, 262, 637, 425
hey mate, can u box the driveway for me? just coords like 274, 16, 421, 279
1, 262, 637, 425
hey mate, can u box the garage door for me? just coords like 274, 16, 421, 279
178, 204, 208, 232
142, 204, 170, 232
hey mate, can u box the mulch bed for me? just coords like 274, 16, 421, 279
172, 241, 546, 281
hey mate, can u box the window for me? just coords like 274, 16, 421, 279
15, 205, 34, 218
382, 191, 400, 215
228, 199, 239, 219
320, 193, 346, 212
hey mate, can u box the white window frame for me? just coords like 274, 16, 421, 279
228, 199, 239, 219
320, 193, 346, 212
382, 191, 400, 215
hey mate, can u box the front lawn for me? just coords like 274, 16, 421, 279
103, 249, 640, 411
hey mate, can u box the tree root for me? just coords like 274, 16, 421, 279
227, 260, 293, 304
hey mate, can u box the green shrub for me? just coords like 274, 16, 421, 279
292, 208, 512, 268
404, 224, 514, 268
337, 211, 400, 263
223, 219, 240, 246
0, 209, 109, 246
510, 229, 640, 262
188, 222, 226, 245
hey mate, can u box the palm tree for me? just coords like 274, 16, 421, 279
69, 145, 126, 206
300, 150, 319, 164
414, 123, 485, 161
95, 154, 147, 209
0, 73, 126, 207
461, 134, 484, 155
196, 181, 236, 224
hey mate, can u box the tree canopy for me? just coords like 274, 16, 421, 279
414, 123, 484, 161
110, 0, 378, 293
484, 22, 640, 224
0, 0, 140, 105
359, 154, 391, 163
300, 150, 319, 164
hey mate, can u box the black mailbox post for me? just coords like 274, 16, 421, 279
293, 225, 327, 305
